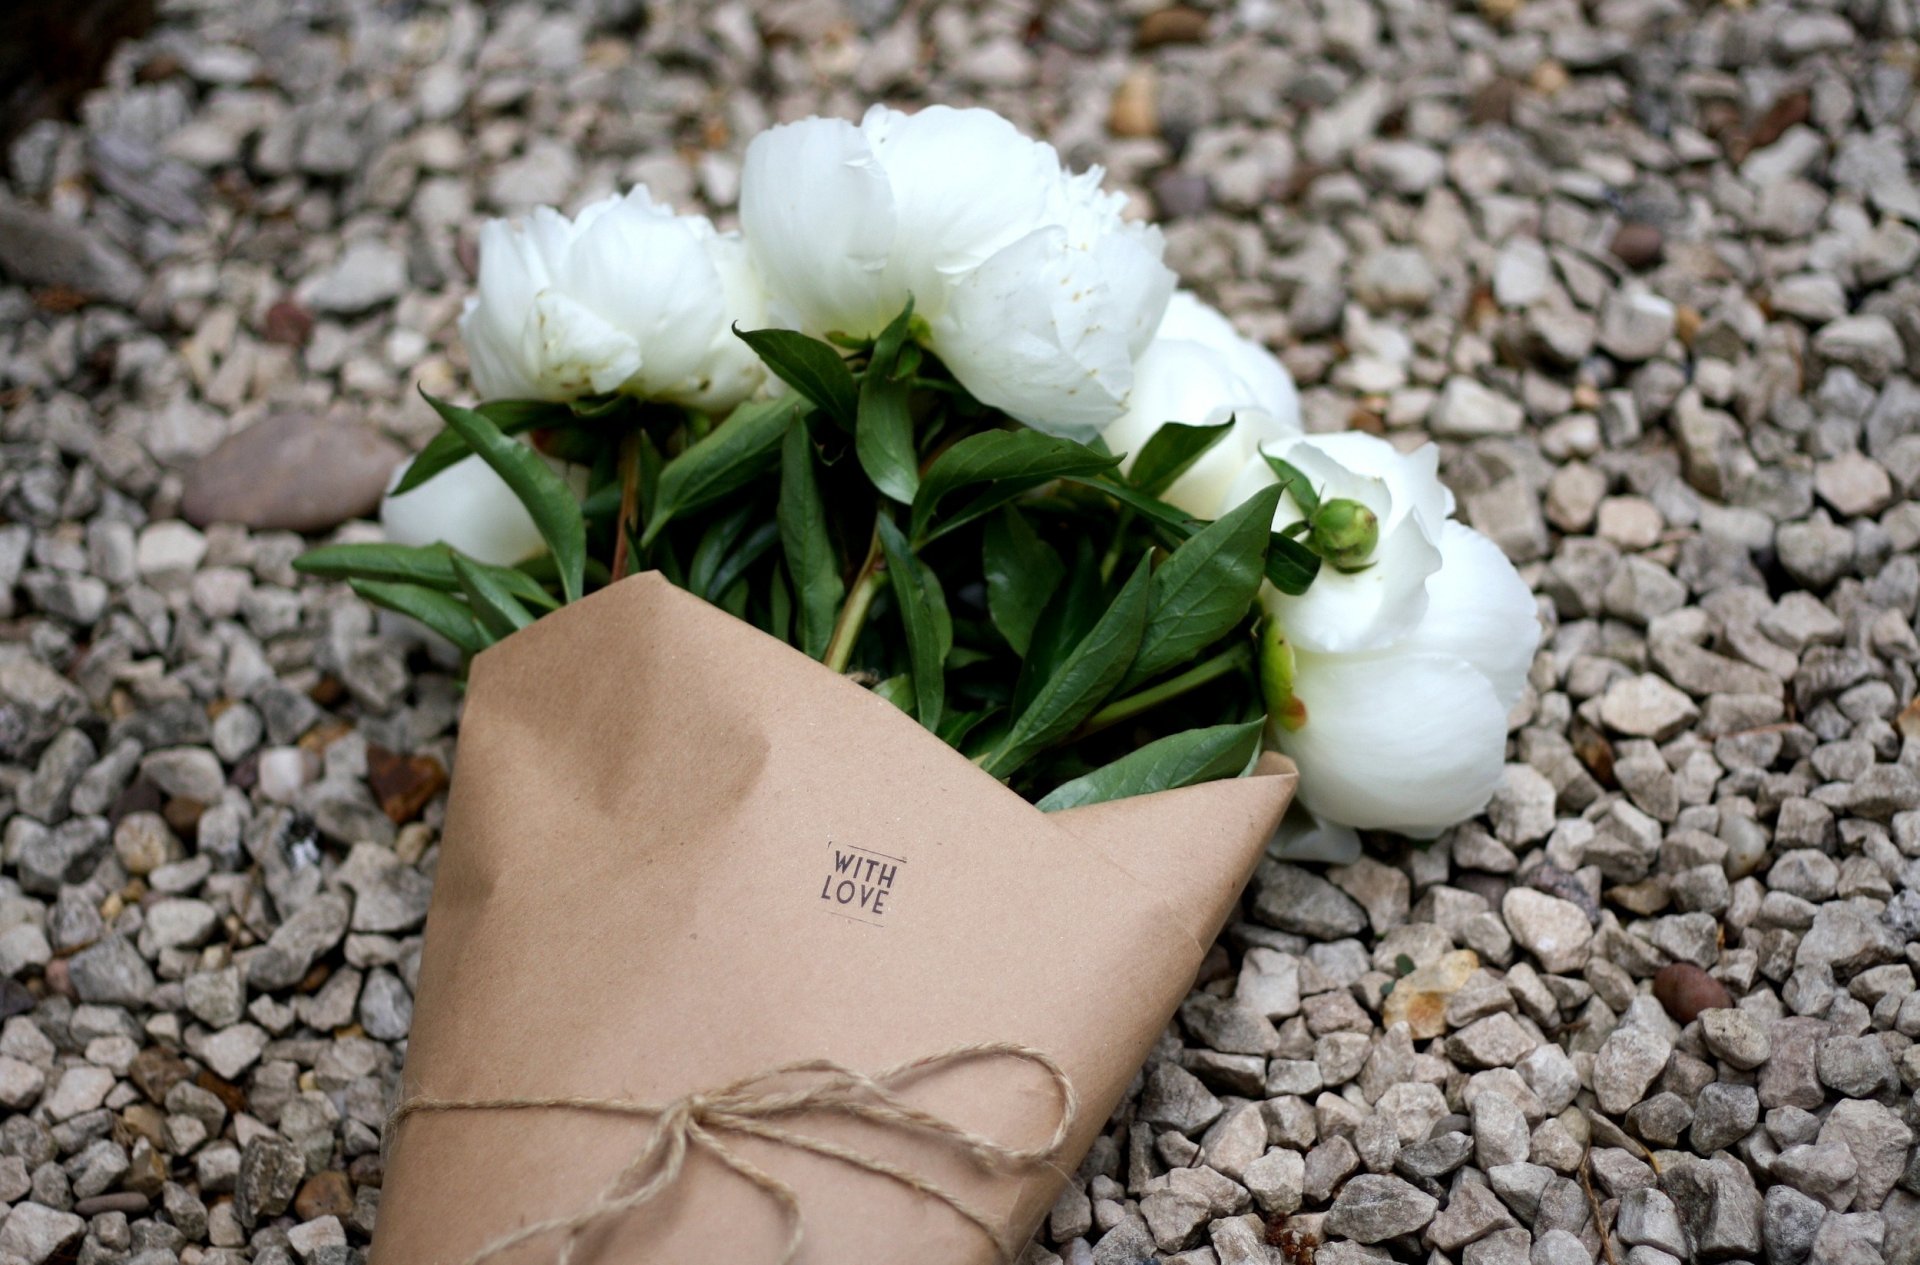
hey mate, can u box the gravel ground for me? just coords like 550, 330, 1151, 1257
2, 1, 1919, 1263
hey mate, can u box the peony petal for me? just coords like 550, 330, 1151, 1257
1169, 406, 1299, 519
381, 454, 547, 568
1400, 521, 1541, 712
741, 115, 900, 338
556, 190, 727, 396
1273, 649, 1511, 836
1252, 432, 1445, 653
858, 104, 1060, 300
525, 290, 644, 397
1105, 292, 1300, 516
931, 226, 1134, 438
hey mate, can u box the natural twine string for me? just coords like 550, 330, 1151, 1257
386, 1041, 1080, 1265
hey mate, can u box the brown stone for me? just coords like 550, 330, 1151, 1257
196, 1068, 249, 1117
294, 1171, 356, 1221
348, 1152, 385, 1188
1653, 962, 1730, 1024
1609, 222, 1664, 271
119, 1102, 166, 1149
129, 1046, 192, 1103
367, 745, 450, 824
1381, 949, 1480, 1040
263, 298, 314, 348
180, 412, 405, 533
1109, 67, 1159, 139
1135, 5, 1209, 47
162, 796, 205, 837
1896, 696, 1920, 741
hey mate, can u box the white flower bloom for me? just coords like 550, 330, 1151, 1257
380, 455, 546, 567
1226, 431, 1452, 653
740, 104, 1174, 438
460, 187, 766, 412
1102, 292, 1302, 516
1263, 517, 1540, 838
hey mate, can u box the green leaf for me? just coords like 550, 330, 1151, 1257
876, 515, 947, 733
1012, 539, 1105, 717
1266, 534, 1322, 595
910, 430, 1119, 544
392, 399, 562, 495
348, 580, 489, 656
872, 674, 914, 714
766, 565, 793, 644
936, 706, 994, 750
1064, 474, 1202, 540
688, 503, 757, 600
296, 541, 459, 589
856, 302, 921, 503
422, 391, 586, 604
1128, 420, 1235, 497
705, 521, 780, 605
983, 509, 1064, 657
733, 326, 857, 427
643, 394, 799, 545
983, 552, 1153, 780
1034, 718, 1265, 811
1262, 454, 1320, 517
451, 553, 535, 640
295, 540, 558, 613
1124, 484, 1282, 689
778, 420, 845, 659
856, 368, 917, 504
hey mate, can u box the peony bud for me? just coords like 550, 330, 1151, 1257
1258, 618, 1307, 733
1309, 498, 1380, 572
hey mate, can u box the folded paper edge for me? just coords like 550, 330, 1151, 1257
471, 571, 1296, 838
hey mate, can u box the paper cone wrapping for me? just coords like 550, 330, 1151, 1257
372, 572, 1295, 1264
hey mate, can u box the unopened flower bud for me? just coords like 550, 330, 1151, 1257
1309, 499, 1379, 572
1259, 618, 1308, 733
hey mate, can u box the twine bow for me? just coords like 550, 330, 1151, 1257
387, 1041, 1079, 1265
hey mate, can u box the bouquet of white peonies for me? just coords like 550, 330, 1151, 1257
301, 103, 1538, 837
296, 105, 1542, 1265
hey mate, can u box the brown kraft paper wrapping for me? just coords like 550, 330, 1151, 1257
372, 571, 1296, 1264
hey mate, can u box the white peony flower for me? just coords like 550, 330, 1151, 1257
1251, 437, 1540, 837
740, 104, 1174, 438
460, 187, 767, 412
1102, 291, 1302, 516
380, 454, 547, 567
1225, 431, 1452, 653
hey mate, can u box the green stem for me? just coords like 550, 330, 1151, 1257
1074, 642, 1255, 739
1097, 507, 1136, 585
609, 432, 641, 583
823, 519, 886, 674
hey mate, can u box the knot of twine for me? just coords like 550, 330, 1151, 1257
387, 1041, 1079, 1265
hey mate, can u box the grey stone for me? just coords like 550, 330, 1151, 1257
1661, 1154, 1763, 1260
1618, 1188, 1689, 1257
246, 894, 350, 991
1250, 862, 1366, 938
0, 1201, 87, 1264
67, 935, 156, 1007
1690, 1082, 1759, 1153
1323, 1173, 1438, 1243
1818, 1098, 1914, 1211
1138, 1063, 1223, 1136
1700, 1007, 1772, 1069
1593, 1027, 1672, 1116
1765, 1185, 1828, 1265
234, 1136, 305, 1229
0, 195, 143, 304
